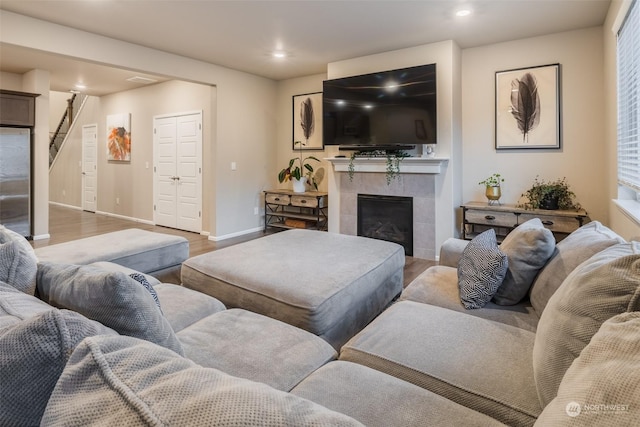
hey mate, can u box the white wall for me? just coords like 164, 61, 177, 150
462, 27, 607, 225
49, 91, 69, 132
1, 10, 277, 239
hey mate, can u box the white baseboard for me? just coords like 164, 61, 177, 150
49, 201, 82, 210
32, 233, 51, 241
95, 210, 155, 226
208, 226, 264, 242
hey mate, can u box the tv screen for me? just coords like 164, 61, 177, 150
323, 63, 436, 150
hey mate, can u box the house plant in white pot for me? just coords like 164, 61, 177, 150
278, 141, 320, 193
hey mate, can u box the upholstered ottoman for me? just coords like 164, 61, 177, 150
181, 229, 405, 349
34, 228, 189, 280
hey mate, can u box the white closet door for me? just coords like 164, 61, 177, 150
82, 124, 97, 212
153, 112, 202, 232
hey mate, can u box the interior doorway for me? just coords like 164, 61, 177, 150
153, 111, 203, 233
81, 124, 97, 212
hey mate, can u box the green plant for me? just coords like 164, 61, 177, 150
278, 141, 320, 190
478, 173, 504, 187
518, 176, 581, 210
348, 149, 410, 185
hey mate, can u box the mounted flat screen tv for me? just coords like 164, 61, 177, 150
323, 63, 436, 151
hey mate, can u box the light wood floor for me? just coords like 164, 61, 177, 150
32, 205, 436, 287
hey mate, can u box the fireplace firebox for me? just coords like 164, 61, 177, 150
357, 194, 413, 256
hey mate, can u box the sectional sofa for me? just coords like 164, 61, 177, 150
1, 219, 639, 426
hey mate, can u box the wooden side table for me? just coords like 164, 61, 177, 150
264, 190, 328, 231
461, 201, 589, 242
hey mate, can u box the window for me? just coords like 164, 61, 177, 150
618, 0, 639, 194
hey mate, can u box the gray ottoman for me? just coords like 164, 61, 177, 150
34, 228, 189, 279
181, 229, 405, 349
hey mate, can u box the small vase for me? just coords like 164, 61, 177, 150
485, 186, 501, 205
292, 177, 307, 193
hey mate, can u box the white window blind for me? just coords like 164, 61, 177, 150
618, 0, 640, 191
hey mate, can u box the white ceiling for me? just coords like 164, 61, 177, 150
0, 0, 611, 96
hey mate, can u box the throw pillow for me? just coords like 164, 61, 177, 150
532, 242, 640, 408
457, 229, 508, 309
0, 309, 115, 427
36, 262, 183, 356
493, 218, 555, 306
42, 335, 363, 426
129, 272, 162, 312
0, 224, 38, 295
535, 312, 640, 426
529, 221, 625, 317
0, 280, 52, 330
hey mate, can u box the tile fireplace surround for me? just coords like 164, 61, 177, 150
338, 172, 436, 260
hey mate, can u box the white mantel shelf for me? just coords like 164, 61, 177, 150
326, 156, 448, 174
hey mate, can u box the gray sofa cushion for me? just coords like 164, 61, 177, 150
0, 224, 37, 295
534, 312, 640, 426
529, 221, 624, 316
0, 280, 52, 329
493, 218, 555, 305
400, 266, 539, 332
177, 308, 337, 392
458, 229, 508, 309
41, 335, 363, 426
533, 242, 640, 408
340, 301, 540, 426
154, 283, 226, 333
0, 309, 115, 426
292, 361, 507, 427
36, 262, 183, 355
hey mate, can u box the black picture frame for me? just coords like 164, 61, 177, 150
292, 92, 323, 150
495, 63, 561, 150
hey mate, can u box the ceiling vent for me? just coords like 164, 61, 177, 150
126, 76, 158, 84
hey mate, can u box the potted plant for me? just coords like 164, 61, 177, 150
518, 176, 581, 210
347, 149, 410, 185
478, 173, 504, 205
278, 141, 320, 192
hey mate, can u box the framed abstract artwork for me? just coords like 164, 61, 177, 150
292, 92, 323, 150
106, 113, 131, 161
495, 63, 561, 150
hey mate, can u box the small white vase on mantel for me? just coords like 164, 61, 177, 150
292, 176, 307, 193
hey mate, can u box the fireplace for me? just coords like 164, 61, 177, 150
357, 194, 413, 256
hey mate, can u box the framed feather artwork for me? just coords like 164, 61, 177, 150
495, 64, 560, 150
292, 92, 323, 150
106, 113, 131, 161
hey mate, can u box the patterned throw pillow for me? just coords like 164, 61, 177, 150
458, 229, 509, 309
129, 273, 162, 312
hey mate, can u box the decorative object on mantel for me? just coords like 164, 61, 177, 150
348, 150, 410, 185
478, 173, 504, 205
278, 141, 320, 193
518, 176, 581, 211
495, 63, 561, 150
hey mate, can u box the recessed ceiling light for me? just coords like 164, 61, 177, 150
74, 83, 86, 89
456, 8, 472, 17
272, 50, 287, 59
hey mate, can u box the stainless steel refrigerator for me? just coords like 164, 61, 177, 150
0, 127, 31, 238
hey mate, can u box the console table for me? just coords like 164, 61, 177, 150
461, 201, 590, 243
264, 190, 328, 231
